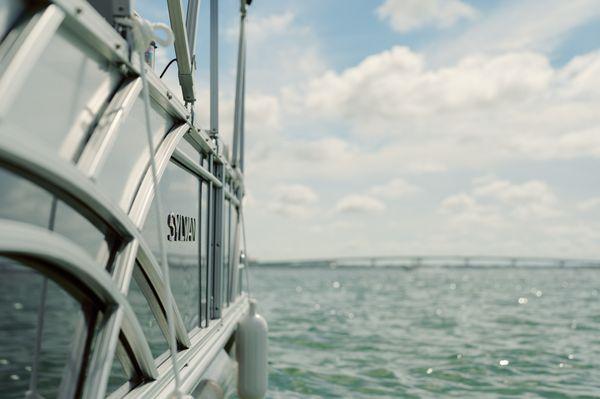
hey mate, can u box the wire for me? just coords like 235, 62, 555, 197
139, 57, 184, 395
160, 58, 177, 78
121, 14, 184, 396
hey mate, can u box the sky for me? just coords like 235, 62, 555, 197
144, 0, 600, 261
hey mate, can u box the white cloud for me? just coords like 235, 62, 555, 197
245, 11, 296, 43
369, 178, 419, 199
302, 47, 553, 123
273, 184, 318, 205
440, 192, 503, 227
440, 178, 561, 226
209, 1, 600, 260
243, 11, 327, 95
192, 90, 281, 156
268, 184, 318, 219
335, 195, 386, 214
429, 0, 600, 63
473, 178, 560, 219
289, 46, 600, 168
377, 0, 477, 33
578, 197, 600, 212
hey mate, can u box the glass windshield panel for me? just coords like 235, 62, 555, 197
106, 354, 128, 395
128, 271, 169, 358
0, 258, 85, 398
0, 167, 111, 263
0, 25, 120, 161
96, 97, 173, 211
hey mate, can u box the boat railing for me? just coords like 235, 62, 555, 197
0, 0, 251, 397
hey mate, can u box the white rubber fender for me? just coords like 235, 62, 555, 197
236, 299, 268, 399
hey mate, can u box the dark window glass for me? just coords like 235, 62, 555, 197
0, 259, 85, 398
200, 181, 209, 327
210, 183, 220, 317
128, 270, 169, 358
0, 168, 112, 264
106, 353, 128, 394
230, 205, 239, 301
223, 200, 230, 308
142, 161, 200, 331
53, 201, 110, 264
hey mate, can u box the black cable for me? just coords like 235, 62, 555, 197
159, 58, 177, 78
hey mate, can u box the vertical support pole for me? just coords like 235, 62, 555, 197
209, 0, 224, 320
212, 162, 224, 319
186, 0, 201, 60
210, 0, 219, 135
205, 155, 213, 324
198, 157, 204, 327
240, 48, 246, 173
232, 0, 246, 168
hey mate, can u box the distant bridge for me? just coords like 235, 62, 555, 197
251, 255, 600, 269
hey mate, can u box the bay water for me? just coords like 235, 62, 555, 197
251, 266, 600, 398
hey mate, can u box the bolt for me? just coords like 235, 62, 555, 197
167, 91, 173, 100
75, 7, 83, 15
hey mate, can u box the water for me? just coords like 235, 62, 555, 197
3, 264, 599, 398
252, 266, 600, 398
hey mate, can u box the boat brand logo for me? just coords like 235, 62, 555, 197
166, 213, 197, 242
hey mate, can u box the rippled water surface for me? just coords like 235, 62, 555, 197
252, 267, 600, 398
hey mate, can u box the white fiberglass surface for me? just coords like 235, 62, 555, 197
0, 0, 23, 40
0, 24, 120, 161
95, 96, 173, 211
